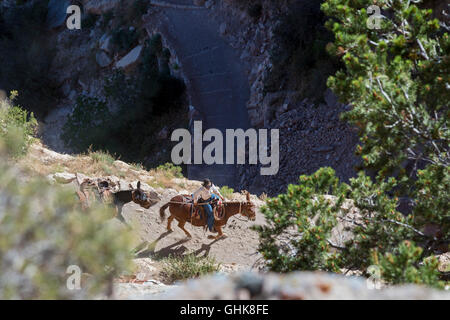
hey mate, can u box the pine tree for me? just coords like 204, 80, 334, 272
255, 0, 449, 287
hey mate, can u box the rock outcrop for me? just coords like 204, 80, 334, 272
115, 45, 143, 71
141, 271, 450, 300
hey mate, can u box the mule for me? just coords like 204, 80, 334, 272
159, 191, 256, 239
77, 180, 160, 223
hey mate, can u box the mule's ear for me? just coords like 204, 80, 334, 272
246, 191, 250, 202
137, 181, 141, 190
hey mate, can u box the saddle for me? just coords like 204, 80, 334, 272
77, 178, 115, 210
181, 195, 225, 220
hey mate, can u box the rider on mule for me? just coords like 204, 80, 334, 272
192, 178, 224, 232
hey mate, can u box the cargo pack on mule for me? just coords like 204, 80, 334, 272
159, 191, 256, 240
76, 178, 161, 224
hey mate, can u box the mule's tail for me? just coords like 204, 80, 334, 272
159, 202, 170, 221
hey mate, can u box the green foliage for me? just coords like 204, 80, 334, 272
255, 167, 445, 287
256, 0, 449, 282
254, 168, 348, 272
160, 254, 221, 283
0, 129, 135, 299
219, 186, 234, 199
338, 172, 416, 270
0, 91, 37, 157
371, 241, 444, 288
61, 95, 112, 153
89, 149, 116, 166
315, 0, 449, 285
156, 162, 183, 179
412, 165, 450, 243
62, 35, 186, 166
321, 0, 449, 187
265, 1, 339, 101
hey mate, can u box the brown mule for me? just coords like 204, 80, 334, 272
159, 191, 256, 239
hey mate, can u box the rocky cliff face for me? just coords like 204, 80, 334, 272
2, 0, 361, 196
202, 1, 360, 195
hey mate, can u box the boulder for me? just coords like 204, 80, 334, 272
96, 51, 112, 68
28, 143, 75, 164
47, 0, 71, 29
113, 161, 131, 174
53, 172, 77, 184
219, 22, 227, 35
115, 45, 143, 71
437, 252, 450, 272
99, 34, 113, 53
146, 271, 450, 300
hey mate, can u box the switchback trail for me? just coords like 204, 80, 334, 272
145, 0, 251, 188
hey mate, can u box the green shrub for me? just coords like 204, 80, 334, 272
264, 1, 339, 101
0, 129, 135, 299
219, 186, 234, 199
318, 0, 449, 285
322, 0, 449, 191
89, 149, 116, 166
63, 35, 186, 167
156, 162, 183, 179
0, 91, 37, 157
253, 168, 347, 273
254, 167, 446, 287
371, 241, 444, 289
160, 254, 221, 283
61, 95, 112, 153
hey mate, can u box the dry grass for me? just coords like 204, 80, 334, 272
17, 142, 191, 192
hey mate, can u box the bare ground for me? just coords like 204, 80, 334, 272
120, 189, 267, 273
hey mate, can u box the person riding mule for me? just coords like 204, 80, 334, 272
192, 179, 225, 232
159, 190, 256, 240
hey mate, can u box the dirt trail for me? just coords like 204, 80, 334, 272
120, 189, 266, 270
144, 1, 251, 188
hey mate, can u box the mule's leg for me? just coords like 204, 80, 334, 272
115, 203, 132, 229
167, 215, 174, 232
178, 220, 192, 238
209, 225, 226, 240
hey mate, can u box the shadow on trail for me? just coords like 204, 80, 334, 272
193, 236, 226, 258
133, 230, 175, 258
133, 229, 226, 259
